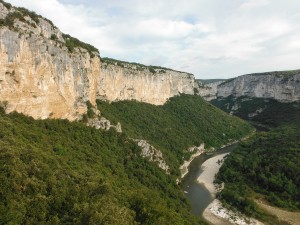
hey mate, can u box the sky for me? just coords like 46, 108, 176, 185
4, 0, 300, 79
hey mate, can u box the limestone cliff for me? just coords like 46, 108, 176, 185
197, 71, 300, 102
195, 80, 224, 101
0, 2, 100, 120
217, 72, 300, 102
98, 59, 195, 105
0, 2, 196, 120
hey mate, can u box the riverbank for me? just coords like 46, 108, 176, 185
179, 141, 239, 180
197, 153, 228, 197
198, 152, 263, 225
179, 145, 206, 179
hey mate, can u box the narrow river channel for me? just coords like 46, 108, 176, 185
182, 144, 237, 216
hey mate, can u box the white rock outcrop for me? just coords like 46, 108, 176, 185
134, 139, 170, 174
87, 117, 122, 133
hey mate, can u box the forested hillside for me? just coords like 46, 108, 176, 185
216, 124, 300, 224
211, 96, 300, 127
0, 107, 206, 225
97, 94, 253, 174
215, 95, 300, 224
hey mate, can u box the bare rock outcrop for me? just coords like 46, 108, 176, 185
87, 117, 122, 133
134, 139, 170, 174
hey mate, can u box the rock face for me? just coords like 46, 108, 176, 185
134, 139, 170, 174
217, 73, 300, 102
1, 2, 299, 122
98, 62, 195, 105
197, 72, 300, 102
87, 117, 122, 133
0, 3, 99, 120
195, 80, 224, 101
0, 2, 196, 120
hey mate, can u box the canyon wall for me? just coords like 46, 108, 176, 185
0, 3, 100, 120
217, 73, 300, 102
197, 72, 300, 102
0, 2, 195, 120
195, 80, 223, 101
1, 1, 299, 122
98, 62, 195, 105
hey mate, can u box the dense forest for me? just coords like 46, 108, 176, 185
97, 94, 253, 174
215, 95, 300, 224
211, 96, 300, 127
0, 106, 207, 225
0, 94, 253, 224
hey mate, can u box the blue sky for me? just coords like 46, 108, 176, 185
5, 0, 300, 79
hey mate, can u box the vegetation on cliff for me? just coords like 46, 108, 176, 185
197, 79, 226, 85
0, 107, 206, 225
215, 123, 300, 224
245, 69, 300, 78
101, 57, 193, 75
62, 33, 99, 56
0, 0, 99, 57
97, 94, 253, 174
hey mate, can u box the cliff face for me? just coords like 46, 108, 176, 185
98, 62, 195, 105
195, 80, 223, 101
197, 71, 300, 102
0, 2, 196, 120
0, 3, 100, 120
1, 2, 298, 122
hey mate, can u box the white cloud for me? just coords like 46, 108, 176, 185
239, 0, 270, 10
4, 0, 300, 79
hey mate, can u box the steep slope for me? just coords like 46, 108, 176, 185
98, 58, 195, 105
217, 70, 300, 102
197, 70, 300, 102
211, 96, 300, 128
0, 1, 198, 120
0, 1, 100, 120
97, 94, 253, 175
205, 71, 300, 224
216, 123, 300, 225
0, 107, 206, 225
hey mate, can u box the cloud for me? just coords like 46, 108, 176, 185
239, 0, 270, 10
4, 0, 300, 79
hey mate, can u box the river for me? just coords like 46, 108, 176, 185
182, 144, 237, 216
